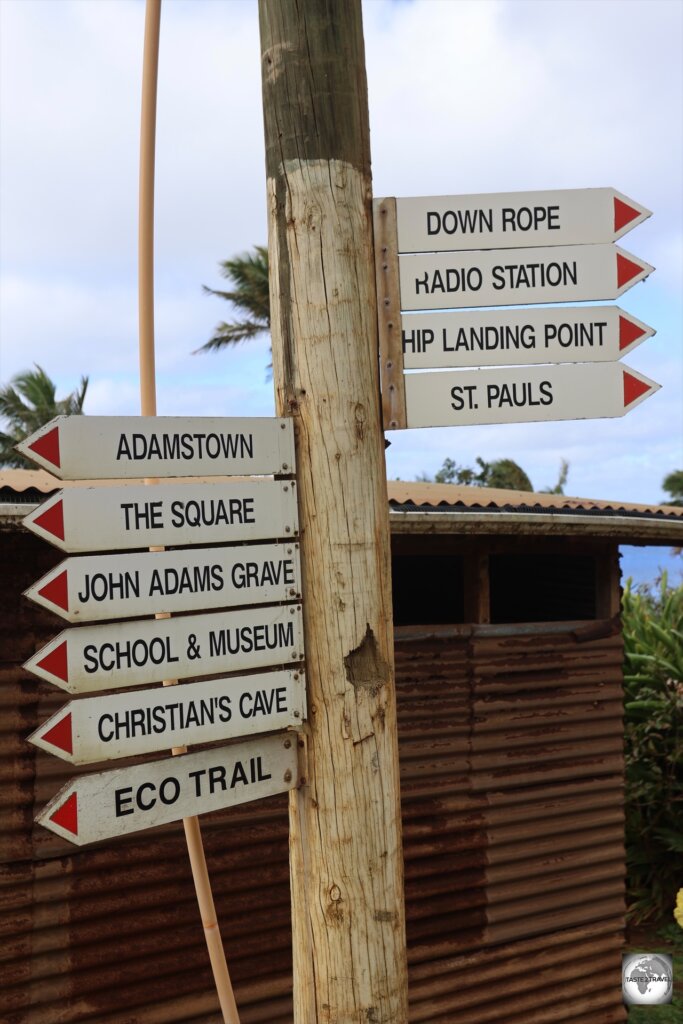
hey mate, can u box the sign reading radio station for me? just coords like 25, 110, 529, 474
398, 244, 653, 311
25, 543, 301, 622
37, 732, 298, 846
404, 362, 659, 429
25, 603, 303, 694
24, 479, 299, 554
392, 188, 651, 252
401, 306, 655, 370
29, 669, 305, 765
16, 415, 295, 480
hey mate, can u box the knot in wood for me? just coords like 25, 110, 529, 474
344, 625, 391, 698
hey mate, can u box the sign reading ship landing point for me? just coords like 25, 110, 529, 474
16, 415, 295, 479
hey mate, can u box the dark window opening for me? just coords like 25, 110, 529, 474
392, 554, 465, 626
489, 553, 596, 623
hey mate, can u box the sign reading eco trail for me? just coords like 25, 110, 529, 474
38, 733, 298, 846
17, 415, 294, 479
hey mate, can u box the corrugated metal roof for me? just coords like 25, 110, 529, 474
1, 469, 681, 543
387, 480, 682, 518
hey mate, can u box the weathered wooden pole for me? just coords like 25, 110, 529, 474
258, 2, 409, 1021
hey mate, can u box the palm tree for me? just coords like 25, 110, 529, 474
196, 246, 270, 354
0, 365, 88, 467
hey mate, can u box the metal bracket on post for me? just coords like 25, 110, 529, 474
373, 197, 407, 430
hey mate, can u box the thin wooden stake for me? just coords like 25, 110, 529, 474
373, 197, 407, 430
138, 4, 239, 1021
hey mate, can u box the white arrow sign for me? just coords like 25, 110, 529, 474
23, 479, 299, 554
401, 306, 655, 369
390, 187, 651, 252
16, 415, 295, 480
25, 604, 304, 694
28, 669, 305, 764
404, 363, 659, 429
398, 244, 653, 311
25, 543, 301, 622
36, 733, 299, 846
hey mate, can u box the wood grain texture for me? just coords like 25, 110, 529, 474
259, 2, 409, 1020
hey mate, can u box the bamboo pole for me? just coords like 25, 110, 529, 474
138, 4, 239, 1021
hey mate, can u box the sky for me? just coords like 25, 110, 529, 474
1, 0, 682, 524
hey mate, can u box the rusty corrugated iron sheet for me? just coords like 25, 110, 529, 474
395, 626, 626, 1021
1, 529, 626, 1021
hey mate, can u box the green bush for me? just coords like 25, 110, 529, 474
623, 574, 683, 924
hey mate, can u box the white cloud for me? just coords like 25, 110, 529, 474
0, 0, 681, 508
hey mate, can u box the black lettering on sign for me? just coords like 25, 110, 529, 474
450, 384, 478, 411
116, 433, 255, 462
492, 261, 578, 291
486, 381, 555, 409
427, 208, 494, 236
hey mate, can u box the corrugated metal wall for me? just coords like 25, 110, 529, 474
1, 531, 626, 1022
396, 625, 626, 1023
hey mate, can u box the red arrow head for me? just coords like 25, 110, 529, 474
42, 712, 73, 755
619, 315, 646, 351
617, 253, 646, 289
36, 640, 69, 683
33, 499, 65, 542
50, 792, 78, 836
38, 570, 69, 613
623, 370, 652, 407
27, 426, 61, 470
614, 197, 641, 233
